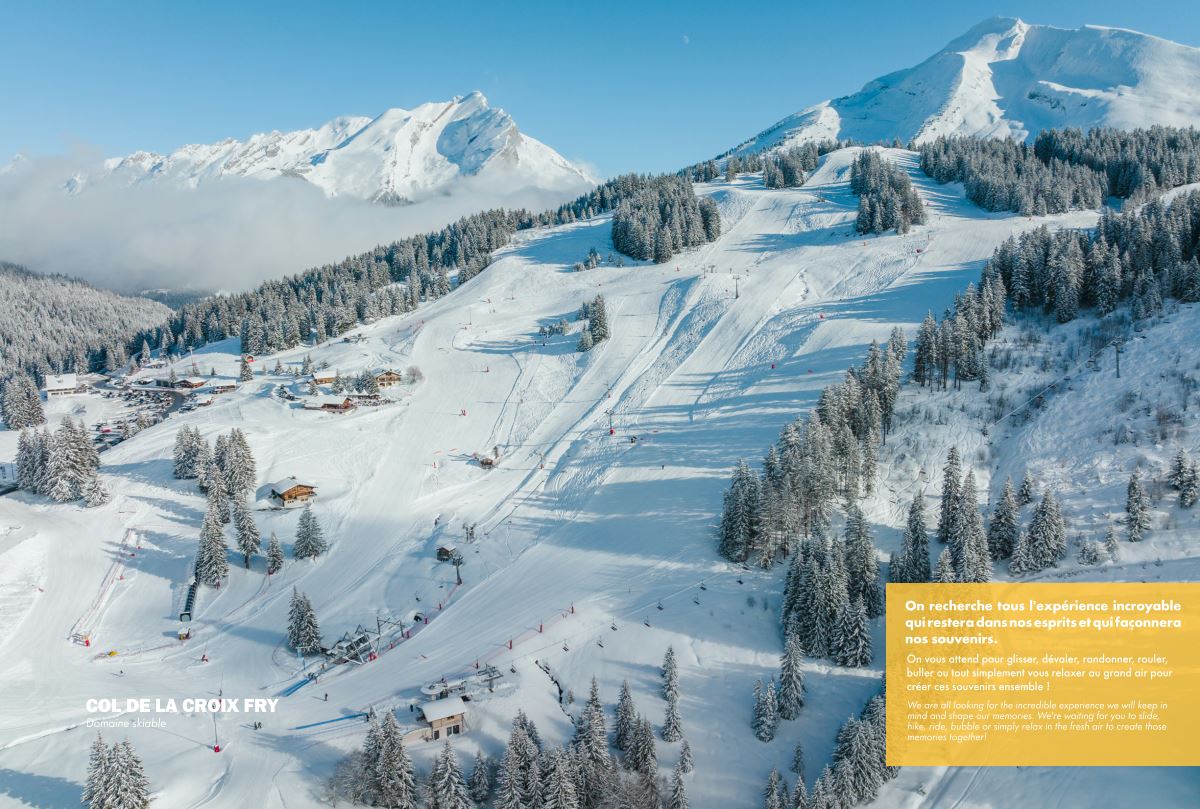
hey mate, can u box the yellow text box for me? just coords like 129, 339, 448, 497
886, 582, 1200, 766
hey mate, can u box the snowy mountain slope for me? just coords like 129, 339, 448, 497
1, 149, 1191, 809
98, 92, 595, 204
731, 18, 1200, 155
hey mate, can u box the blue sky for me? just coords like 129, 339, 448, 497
3, 0, 1197, 176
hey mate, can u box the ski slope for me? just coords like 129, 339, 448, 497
3, 148, 1176, 809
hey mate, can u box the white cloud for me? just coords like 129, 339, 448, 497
0, 148, 587, 295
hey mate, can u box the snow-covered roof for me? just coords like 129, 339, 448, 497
180, 377, 208, 386
311, 370, 337, 381
43, 373, 77, 390
419, 696, 468, 722
271, 477, 315, 494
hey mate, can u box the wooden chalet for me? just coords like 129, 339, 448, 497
310, 369, 337, 385
269, 477, 317, 508
415, 696, 468, 741
303, 396, 356, 414
374, 369, 404, 388
207, 381, 237, 394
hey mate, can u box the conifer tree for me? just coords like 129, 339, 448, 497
678, 739, 693, 774
933, 548, 956, 582
752, 678, 779, 742
469, 750, 493, 804
195, 502, 229, 586
106, 739, 151, 809
763, 768, 785, 809
833, 597, 872, 668
1169, 450, 1190, 490
541, 748, 579, 809
614, 681, 636, 752
662, 646, 679, 700
842, 505, 882, 617
239, 357, 253, 382
1126, 470, 1151, 542
987, 477, 1020, 559
937, 447, 962, 546
668, 760, 689, 809
1181, 462, 1198, 508
1018, 471, 1036, 505
294, 504, 328, 559
83, 471, 111, 507
892, 494, 931, 583
778, 633, 806, 720
233, 497, 261, 568
791, 740, 805, 778
662, 692, 683, 742
1104, 526, 1120, 561
426, 739, 471, 809
266, 531, 284, 575
287, 588, 321, 654
958, 472, 991, 582
375, 711, 418, 809
82, 733, 111, 808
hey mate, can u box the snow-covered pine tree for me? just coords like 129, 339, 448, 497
105, 739, 151, 809
0, 373, 45, 429
15, 429, 46, 492
1078, 539, 1102, 565
1103, 525, 1120, 561
266, 532, 284, 574
294, 504, 328, 559
987, 477, 1020, 559
1181, 462, 1198, 508
541, 748, 579, 809
667, 760, 689, 809
937, 447, 962, 546
662, 646, 679, 700
469, 750, 493, 804
614, 680, 636, 751
678, 739, 693, 774
286, 588, 322, 654
233, 497, 261, 568
958, 472, 992, 582
194, 439, 215, 494
833, 597, 872, 668
493, 730, 530, 809
831, 716, 883, 807
195, 502, 230, 587
1169, 450, 1190, 490
842, 504, 882, 617
83, 471, 111, 507
375, 711, 418, 809
239, 357, 253, 382
752, 678, 779, 742
897, 493, 931, 582
576, 330, 594, 352
1018, 471, 1036, 505
223, 428, 257, 497
172, 427, 200, 479
82, 733, 111, 809
588, 295, 609, 344
626, 717, 658, 776
1126, 469, 1151, 542
208, 465, 230, 524
573, 677, 614, 806
662, 692, 683, 742
791, 740, 805, 778
426, 739, 471, 809
763, 767, 785, 809
777, 633, 805, 720
45, 419, 83, 502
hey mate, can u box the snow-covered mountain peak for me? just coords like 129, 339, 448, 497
730, 18, 1200, 155
94, 92, 595, 205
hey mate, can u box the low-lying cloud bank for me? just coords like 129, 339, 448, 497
0, 150, 590, 295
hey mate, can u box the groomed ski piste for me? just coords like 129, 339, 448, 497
1, 148, 1194, 807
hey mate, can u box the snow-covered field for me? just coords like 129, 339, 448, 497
2, 148, 1195, 808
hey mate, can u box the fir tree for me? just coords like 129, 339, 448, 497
833, 597, 872, 668
266, 532, 284, 575
1181, 463, 1198, 508
662, 646, 679, 700
987, 477, 1020, 560
662, 693, 683, 742
195, 502, 229, 587
678, 739, 693, 774
937, 447, 962, 546
82, 733, 111, 809
1126, 470, 1151, 542
1104, 525, 1121, 561
106, 739, 151, 809
239, 357, 254, 382
791, 740, 805, 778
1018, 471, 1036, 505
778, 633, 806, 720
233, 497, 261, 568
294, 504, 328, 559
892, 494, 931, 583
1169, 450, 1190, 490
752, 678, 779, 742
469, 750, 493, 804
427, 739, 471, 809
933, 548, 956, 582
287, 588, 322, 654
614, 681, 636, 752
541, 749, 579, 809
375, 712, 418, 809
667, 760, 689, 809
83, 471, 111, 507
763, 767, 785, 809
842, 505, 882, 617
958, 472, 992, 582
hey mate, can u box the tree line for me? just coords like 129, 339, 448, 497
611, 176, 720, 263
918, 126, 1200, 215
850, 150, 926, 234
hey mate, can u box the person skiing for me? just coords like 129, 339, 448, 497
324, 693, 328, 702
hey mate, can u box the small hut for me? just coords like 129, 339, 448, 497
436, 542, 457, 562
417, 696, 468, 741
